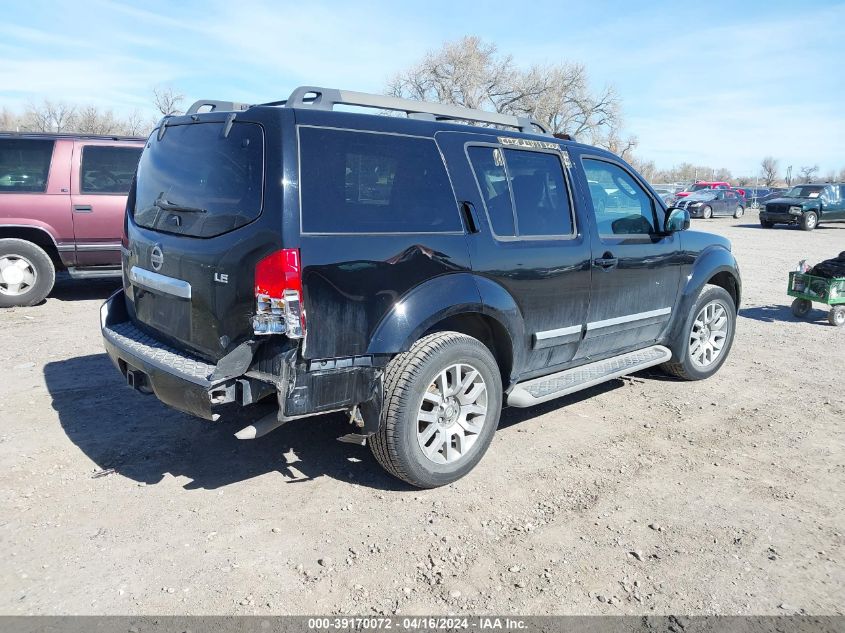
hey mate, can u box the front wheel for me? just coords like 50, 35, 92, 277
0, 238, 56, 308
734, 205, 745, 219
370, 332, 502, 488
800, 211, 818, 231
760, 219, 774, 228
829, 306, 845, 327
702, 205, 713, 219
662, 284, 736, 381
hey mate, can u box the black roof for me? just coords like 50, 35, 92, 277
0, 131, 145, 142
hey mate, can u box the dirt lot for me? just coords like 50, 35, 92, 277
1, 214, 843, 616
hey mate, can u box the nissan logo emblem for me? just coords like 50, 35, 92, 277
150, 245, 164, 271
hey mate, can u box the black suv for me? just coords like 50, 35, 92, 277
759, 183, 845, 230
101, 87, 741, 488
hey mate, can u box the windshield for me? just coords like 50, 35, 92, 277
784, 185, 825, 199
689, 183, 711, 191
687, 191, 716, 200
133, 121, 264, 238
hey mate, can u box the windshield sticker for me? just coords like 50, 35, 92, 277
809, 192, 820, 198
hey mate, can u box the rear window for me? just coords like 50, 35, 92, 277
133, 121, 264, 238
299, 127, 461, 234
81, 145, 142, 194
0, 138, 54, 193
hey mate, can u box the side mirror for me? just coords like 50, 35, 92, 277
665, 207, 690, 232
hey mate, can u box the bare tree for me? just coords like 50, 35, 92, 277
153, 85, 184, 116
22, 100, 77, 132
0, 107, 21, 131
121, 109, 154, 136
736, 176, 751, 186
387, 36, 635, 154
76, 106, 120, 135
799, 164, 819, 183
760, 156, 779, 187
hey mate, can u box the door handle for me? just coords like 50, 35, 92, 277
460, 201, 480, 233
73, 205, 93, 213
593, 255, 618, 269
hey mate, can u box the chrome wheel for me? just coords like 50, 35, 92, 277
689, 301, 730, 368
0, 255, 37, 296
805, 213, 817, 229
734, 206, 744, 218
417, 363, 487, 465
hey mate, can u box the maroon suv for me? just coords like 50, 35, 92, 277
0, 132, 144, 306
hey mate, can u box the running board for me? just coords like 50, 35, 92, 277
67, 267, 122, 279
507, 345, 671, 408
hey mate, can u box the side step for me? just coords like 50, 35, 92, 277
67, 266, 122, 279
507, 345, 671, 408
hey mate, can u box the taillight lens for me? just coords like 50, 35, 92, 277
252, 248, 306, 338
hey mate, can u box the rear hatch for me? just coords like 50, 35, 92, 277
123, 108, 285, 362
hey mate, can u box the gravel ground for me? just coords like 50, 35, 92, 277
0, 213, 843, 616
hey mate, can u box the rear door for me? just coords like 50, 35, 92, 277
71, 142, 142, 266
574, 153, 682, 359
436, 132, 592, 377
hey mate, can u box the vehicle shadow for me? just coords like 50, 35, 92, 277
46, 354, 638, 492
44, 353, 410, 492
740, 303, 832, 325
49, 273, 121, 302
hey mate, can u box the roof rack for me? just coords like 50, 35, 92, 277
0, 131, 145, 141
185, 100, 251, 115
277, 86, 549, 134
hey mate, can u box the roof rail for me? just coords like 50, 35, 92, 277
185, 100, 251, 115
276, 86, 550, 135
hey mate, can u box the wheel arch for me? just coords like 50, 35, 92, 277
366, 272, 525, 388
0, 224, 65, 268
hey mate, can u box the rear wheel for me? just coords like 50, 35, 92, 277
0, 238, 55, 308
662, 284, 736, 381
829, 306, 845, 327
791, 298, 812, 319
370, 332, 502, 488
702, 205, 713, 219
734, 205, 744, 218
800, 211, 818, 231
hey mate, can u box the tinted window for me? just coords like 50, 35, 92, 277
0, 138, 54, 193
467, 146, 515, 236
300, 127, 461, 234
583, 159, 657, 236
504, 149, 573, 236
133, 122, 264, 238
81, 146, 142, 194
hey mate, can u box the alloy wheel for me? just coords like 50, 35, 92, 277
689, 300, 730, 368
416, 363, 488, 465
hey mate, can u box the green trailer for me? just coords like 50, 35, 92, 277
788, 271, 845, 326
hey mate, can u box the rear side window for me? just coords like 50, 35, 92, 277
299, 127, 461, 234
133, 121, 264, 238
81, 146, 142, 194
0, 139, 54, 193
467, 145, 574, 238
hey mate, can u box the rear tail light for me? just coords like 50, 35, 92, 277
252, 249, 306, 338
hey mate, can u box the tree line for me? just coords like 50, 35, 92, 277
0, 86, 185, 137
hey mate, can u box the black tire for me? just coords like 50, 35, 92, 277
734, 205, 744, 219
0, 238, 55, 308
829, 306, 845, 327
370, 331, 502, 488
702, 205, 713, 219
760, 219, 774, 228
661, 284, 736, 381
791, 298, 812, 319
800, 211, 818, 231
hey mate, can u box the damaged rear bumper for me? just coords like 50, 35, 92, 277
100, 290, 384, 428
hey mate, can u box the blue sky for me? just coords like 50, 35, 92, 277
1, 0, 843, 176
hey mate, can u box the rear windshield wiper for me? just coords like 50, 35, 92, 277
153, 196, 208, 214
